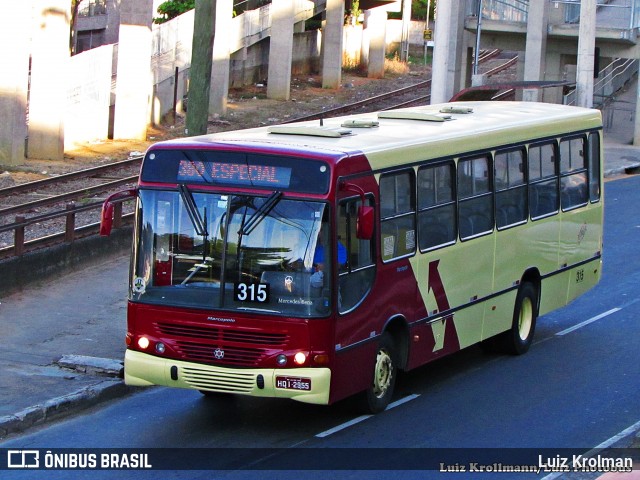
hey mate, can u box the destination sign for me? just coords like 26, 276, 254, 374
141, 149, 330, 194
177, 160, 292, 187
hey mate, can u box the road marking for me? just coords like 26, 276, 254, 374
316, 415, 372, 438
315, 394, 420, 438
385, 394, 420, 411
555, 307, 621, 336
541, 418, 640, 480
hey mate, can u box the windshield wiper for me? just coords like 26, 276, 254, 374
178, 184, 210, 275
179, 184, 209, 238
238, 191, 282, 237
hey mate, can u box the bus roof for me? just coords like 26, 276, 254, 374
155, 101, 602, 171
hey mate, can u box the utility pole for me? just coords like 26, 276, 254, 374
186, 0, 217, 136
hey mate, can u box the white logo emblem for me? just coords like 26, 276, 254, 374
213, 348, 225, 360
8, 450, 39, 468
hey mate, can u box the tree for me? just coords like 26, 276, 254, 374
185, 0, 216, 136
154, 0, 195, 24
412, 0, 435, 21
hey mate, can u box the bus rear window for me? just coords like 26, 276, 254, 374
141, 149, 331, 194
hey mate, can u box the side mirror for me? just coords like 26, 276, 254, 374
100, 189, 138, 236
357, 205, 374, 240
100, 202, 114, 236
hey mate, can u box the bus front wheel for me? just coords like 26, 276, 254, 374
361, 332, 398, 414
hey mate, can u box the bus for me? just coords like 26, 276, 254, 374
101, 101, 603, 413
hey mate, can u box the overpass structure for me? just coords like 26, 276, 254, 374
431, 0, 640, 144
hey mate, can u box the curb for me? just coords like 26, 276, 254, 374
604, 163, 640, 178
0, 379, 135, 438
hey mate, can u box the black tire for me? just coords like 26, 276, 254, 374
500, 282, 538, 355
361, 332, 398, 414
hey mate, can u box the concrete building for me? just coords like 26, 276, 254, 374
74, 0, 121, 54
432, 0, 640, 144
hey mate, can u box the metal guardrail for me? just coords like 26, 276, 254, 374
0, 197, 134, 259
564, 57, 638, 106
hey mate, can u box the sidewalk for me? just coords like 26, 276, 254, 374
0, 101, 639, 468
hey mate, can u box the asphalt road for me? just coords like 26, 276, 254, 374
1, 176, 639, 480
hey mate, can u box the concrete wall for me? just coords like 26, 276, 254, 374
0, 227, 132, 297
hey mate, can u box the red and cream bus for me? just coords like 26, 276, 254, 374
101, 101, 603, 413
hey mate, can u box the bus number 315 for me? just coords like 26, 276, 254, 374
234, 282, 270, 303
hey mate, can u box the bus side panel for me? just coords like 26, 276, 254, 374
407, 235, 494, 369
330, 259, 421, 404
560, 205, 603, 303
331, 342, 378, 404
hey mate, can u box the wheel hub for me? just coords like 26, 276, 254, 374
372, 349, 393, 398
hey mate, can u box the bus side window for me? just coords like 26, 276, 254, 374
379, 170, 416, 261
588, 131, 601, 202
338, 196, 375, 314
458, 155, 493, 239
560, 136, 588, 210
528, 142, 559, 219
495, 148, 527, 229
417, 162, 456, 250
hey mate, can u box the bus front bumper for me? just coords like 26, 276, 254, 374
124, 349, 331, 405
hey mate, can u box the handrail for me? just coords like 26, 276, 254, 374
0, 196, 135, 259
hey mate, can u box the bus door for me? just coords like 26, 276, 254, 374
331, 180, 377, 400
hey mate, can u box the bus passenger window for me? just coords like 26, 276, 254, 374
458, 155, 493, 239
560, 137, 588, 210
588, 132, 601, 202
528, 142, 559, 219
379, 170, 416, 261
495, 148, 527, 229
417, 163, 456, 250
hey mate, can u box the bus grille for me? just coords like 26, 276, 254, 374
155, 322, 288, 345
153, 322, 289, 367
181, 366, 255, 393
174, 341, 264, 365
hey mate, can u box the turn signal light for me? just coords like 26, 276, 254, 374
313, 354, 329, 365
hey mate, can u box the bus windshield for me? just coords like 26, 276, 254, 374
131, 188, 332, 317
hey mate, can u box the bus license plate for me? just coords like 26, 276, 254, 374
275, 376, 311, 391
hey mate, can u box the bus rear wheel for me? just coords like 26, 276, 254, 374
503, 282, 538, 355
361, 332, 397, 414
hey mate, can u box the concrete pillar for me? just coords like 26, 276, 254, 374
267, 0, 294, 100
113, 0, 154, 140
431, 1, 465, 103
367, 8, 387, 79
322, 0, 344, 89
576, 0, 596, 108
360, 14, 370, 69
523, 0, 549, 102
28, 0, 70, 160
210, 0, 232, 115
0, 1, 31, 165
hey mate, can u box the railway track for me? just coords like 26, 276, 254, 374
0, 52, 518, 259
